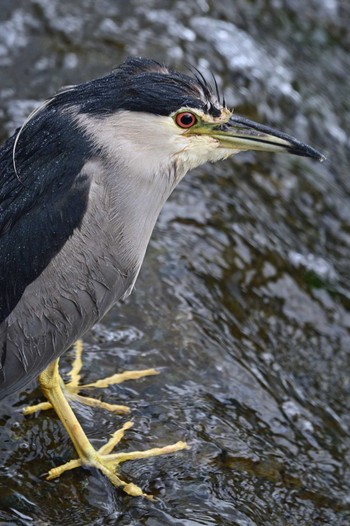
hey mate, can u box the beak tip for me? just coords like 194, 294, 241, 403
288, 144, 326, 163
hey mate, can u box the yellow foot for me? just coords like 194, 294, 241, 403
23, 355, 188, 498
46, 420, 189, 498
23, 340, 158, 415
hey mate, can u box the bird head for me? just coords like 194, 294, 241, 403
60, 57, 325, 184
38, 56, 323, 192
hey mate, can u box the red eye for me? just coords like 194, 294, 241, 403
175, 112, 197, 128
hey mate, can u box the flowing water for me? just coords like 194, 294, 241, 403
0, 1, 350, 524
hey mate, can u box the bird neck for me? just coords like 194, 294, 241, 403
93, 156, 184, 284
75, 109, 188, 282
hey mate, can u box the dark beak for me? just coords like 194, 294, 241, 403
208, 114, 326, 161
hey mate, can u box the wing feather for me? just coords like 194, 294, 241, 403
0, 105, 92, 323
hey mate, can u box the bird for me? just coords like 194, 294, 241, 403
0, 57, 324, 497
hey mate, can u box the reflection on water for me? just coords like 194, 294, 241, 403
1, 0, 350, 524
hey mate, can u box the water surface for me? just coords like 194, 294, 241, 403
0, 1, 350, 525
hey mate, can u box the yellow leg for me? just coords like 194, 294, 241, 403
32, 359, 188, 497
23, 339, 158, 415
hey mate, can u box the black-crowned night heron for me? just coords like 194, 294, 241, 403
0, 57, 324, 497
